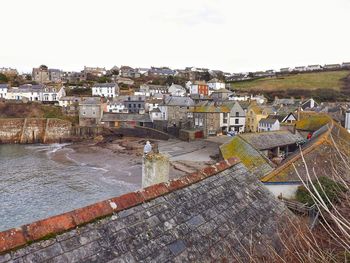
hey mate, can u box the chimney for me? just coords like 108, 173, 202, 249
142, 152, 169, 188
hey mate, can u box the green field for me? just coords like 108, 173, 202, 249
230, 70, 350, 101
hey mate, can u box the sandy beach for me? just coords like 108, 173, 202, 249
50, 137, 219, 186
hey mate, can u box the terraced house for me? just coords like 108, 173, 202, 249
245, 103, 275, 132
192, 101, 230, 137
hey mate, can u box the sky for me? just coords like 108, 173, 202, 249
1, 0, 350, 73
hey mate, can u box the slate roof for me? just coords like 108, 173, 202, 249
259, 117, 279, 125
261, 117, 350, 182
93, 83, 117, 88
162, 96, 195, 107
192, 101, 230, 113
239, 130, 304, 150
102, 113, 152, 122
0, 84, 9, 89
0, 161, 288, 262
220, 137, 275, 178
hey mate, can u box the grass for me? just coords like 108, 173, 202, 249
231, 71, 350, 92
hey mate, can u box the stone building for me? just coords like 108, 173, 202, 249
78, 97, 103, 126
158, 96, 195, 127
32, 65, 50, 84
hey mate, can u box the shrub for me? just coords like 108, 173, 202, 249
296, 176, 347, 207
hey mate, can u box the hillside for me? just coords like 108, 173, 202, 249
230, 70, 350, 101
0, 102, 78, 124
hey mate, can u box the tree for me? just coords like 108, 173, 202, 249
0, 73, 8, 83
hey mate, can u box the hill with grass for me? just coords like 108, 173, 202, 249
230, 70, 350, 101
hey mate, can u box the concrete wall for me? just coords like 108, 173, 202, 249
0, 118, 71, 144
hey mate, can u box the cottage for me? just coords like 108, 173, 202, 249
158, 96, 195, 127
168, 84, 187, 96
259, 117, 280, 132
92, 83, 119, 98
124, 96, 146, 114
280, 67, 292, 73
192, 102, 230, 137
207, 78, 225, 91
246, 104, 275, 132
0, 84, 8, 99
107, 97, 128, 113
306, 65, 322, 71
323, 64, 341, 70
190, 81, 209, 96
210, 88, 233, 101
58, 96, 82, 115
79, 97, 103, 126
341, 62, 350, 68
223, 101, 246, 133
293, 66, 307, 72
138, 84, 168, 97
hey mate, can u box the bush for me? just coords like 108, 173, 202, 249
296, 176, 347, 207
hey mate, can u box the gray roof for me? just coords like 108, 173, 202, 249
259, 117, 279, 125
79, 97, 101, 105
239, 130, 304, 150
93, 83, 117, 88
1, 162, 288, 262
102, 113, 152, 122
162, 96, 195, 107
0, 84, 9, 89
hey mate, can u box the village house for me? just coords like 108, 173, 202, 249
138, 84, 168, 97
83, 66, 106, 79
124, 95, 146, 114
223, 101, 246, 133
58, 96, 83, 116
168, 84, 187, 97
259, 117, 280, 132
32, 65, 50, 84
190, 81, 209, 96
341, 62, 350, 68
101, 113, 152, 128
207, 78, 225, 91
158, 96, 195, 127
48, 69, 62, 82
106, 97, 128, 113
92, 83, 119, 98
293, 66, 307, 72
210, 88, 233, 101
301, 98, 318, 110
114, 76, 134, 86
149, 108, 162, 122
306, 65, 322, 71
62, 71, 86, 83
78, 97, 104, 126
147, 67, 175, 77
245, 104, 275, 132
6, 84, 65, 103
279, 67, 292, 73
323, 64, 341, 70
192, 101, 230, 137
0, 84, 8, 99
119, 66, 137, 78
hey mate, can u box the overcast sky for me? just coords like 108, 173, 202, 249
1, 0, 350, 73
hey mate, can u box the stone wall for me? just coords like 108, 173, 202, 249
0, 118, 72, 144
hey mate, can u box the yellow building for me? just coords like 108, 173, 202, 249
245, 104, 274, 132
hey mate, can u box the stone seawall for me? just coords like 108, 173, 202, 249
0, 118, 72, 144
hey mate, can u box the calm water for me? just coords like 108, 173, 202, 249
0, 144, 138, 231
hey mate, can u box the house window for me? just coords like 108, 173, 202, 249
235, 119, 239, 124
236, 112, 239, 117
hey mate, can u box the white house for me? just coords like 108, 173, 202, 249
42, 86, 65, 102
168, 84, 186, 97
92, 83, 119, 98
228, 101, 246, 133
207, 78, 225, 91
107, 97, 128, 113
149, 108, 162, 122
0, 84, 8, 99
258, 117, 280, 132
307, 65, 322, 71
